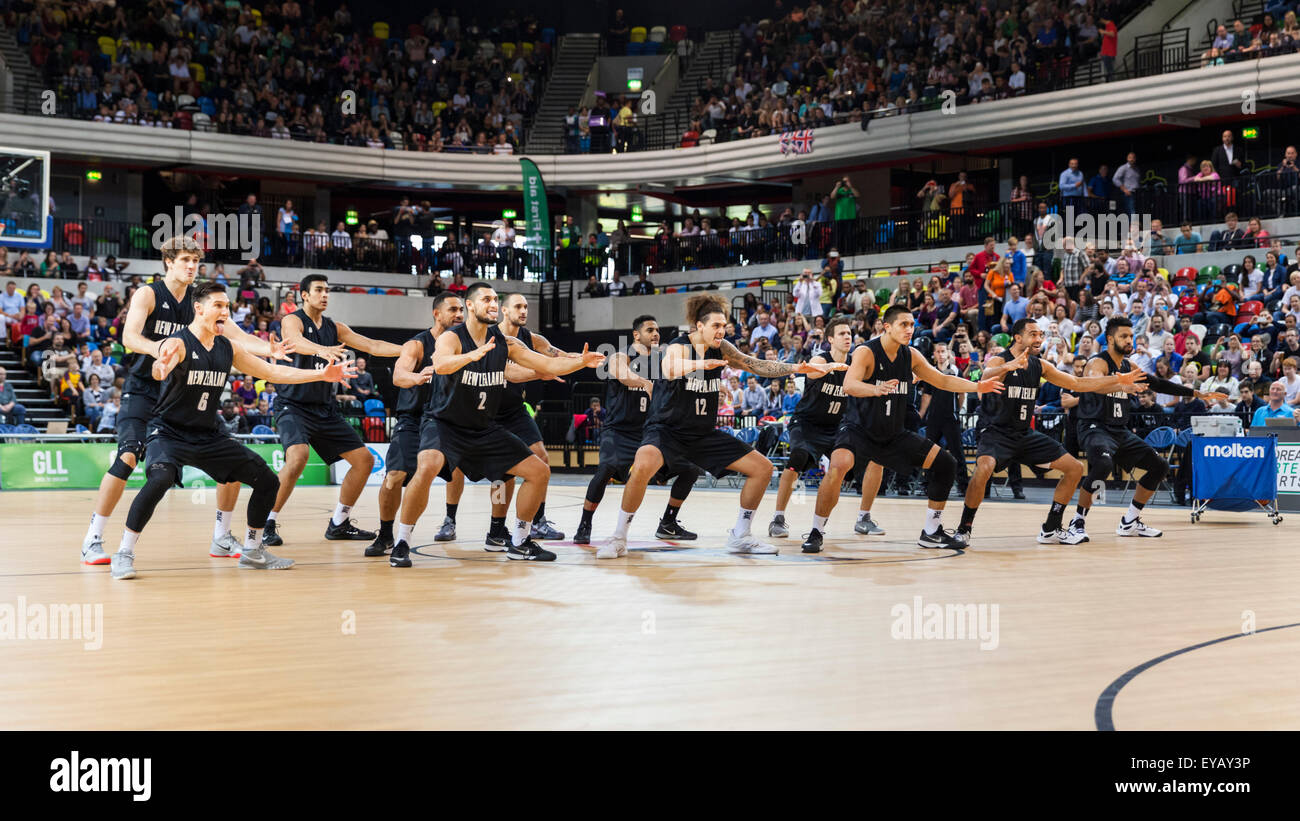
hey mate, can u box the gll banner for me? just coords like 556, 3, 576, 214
779, 129, 815, 156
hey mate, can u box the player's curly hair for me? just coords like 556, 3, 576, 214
159, 234, 204, 263
685, 293, 729, 326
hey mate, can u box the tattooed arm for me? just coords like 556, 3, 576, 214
717, 339, 845, 379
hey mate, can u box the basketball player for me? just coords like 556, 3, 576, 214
389, 282, 604, 567
956, 318, 1148, 546
80, 236, 309, 566
261, 274, 404, 546
110, 282, 355, 579
1068, 317, 1226, 541
573, 314, 702, 545
602, 294, 846, 559
768, 316, 856, 538
471, 292, 569, 546
368, 292, 542, 555
801, 305, 1005, 554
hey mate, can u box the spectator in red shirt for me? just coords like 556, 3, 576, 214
1100, 17, 1118, 81
969, 236, 999, 329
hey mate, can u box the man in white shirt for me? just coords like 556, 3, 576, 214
1008, 62, 1026, 91
792, 268, 821, 317
331, 222, 353, 249
0, 280, 24, 340
749, 311, 778, 347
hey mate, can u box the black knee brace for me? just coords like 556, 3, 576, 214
925, 449, 957, 502
1083, 447, 1114, 497
584, 462, 622, 506
669, 465, 701, 500
786, 446, 819, 474
108, 441, 144, 480
241, 463, 280, 529
1135, 449, 1168, 490
124, 462, 178, 532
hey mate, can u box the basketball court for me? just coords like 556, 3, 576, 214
2, 483, 1294, 730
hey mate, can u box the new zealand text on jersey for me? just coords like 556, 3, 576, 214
461, 370, 506, 388
876, 379, 908, 394
1006, 385, 1038, 400
685, 376, 721, 393
151, 319, 186, 338
817, 381, 847, 398
186, 369, 228, 388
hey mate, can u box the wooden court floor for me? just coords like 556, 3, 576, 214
1, 483, 1296, 730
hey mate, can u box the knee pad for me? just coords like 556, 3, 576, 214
124, 463, 179, 532
109, 441, 144, 479
786, 446, 818, 473
244, 464, 280, 529
1136, 450, 1168, 490
925, 449, 957, 503
1083, 448, 1114, 496
585, 463, 621, 505
669, 466, 700, 499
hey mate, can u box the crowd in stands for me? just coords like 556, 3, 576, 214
15, 1, 550, 153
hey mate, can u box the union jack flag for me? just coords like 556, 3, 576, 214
780, 129, 815, 156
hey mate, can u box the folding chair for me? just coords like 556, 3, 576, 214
1123, 426, 1176, 501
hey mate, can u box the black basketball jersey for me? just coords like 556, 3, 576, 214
983, 351, 1044, 432
1077, 353, 1132, 427
426, 323, 509, 430
395, 328, 439, 420
126, 281, 194, 384
497, 325, 535, 414
277, 309, 338, 406
604, 345, 655, 432
845, 337, 912, 436
646, 336, 722, 433
152, 329, 233, 433
792, 345, 852, 429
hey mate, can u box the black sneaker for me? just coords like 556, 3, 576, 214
918, 527, 965, 549
1012, 488, 1026, 500
261, 519, 283, 546
485, 526, 510, 552
530, 517, 566, 540
655, 518, 698, 540
325, 518, 377, 541
895, 485, 911, 497
506, 538, 556, 561
801, 528, 824, 554
364, 533, 393, 557
389, 540, 412, 568
433, 516, 457, 541
574, 519, 592, 545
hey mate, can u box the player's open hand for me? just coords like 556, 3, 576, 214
1006, 348, 1030, 372
863, 378, 899, 397
976, 377, 1007, 395
796, 360, 849, 378
322, 360, 359, 383
578, 343, 605, 368
1196, 390, 1229, 403
467, 337, 496, 361
268, 335, 293, 361
1117, 369, 1148, 387
152, 337, 184, 380
315, 343, 347, 365
700, 358, 729, 370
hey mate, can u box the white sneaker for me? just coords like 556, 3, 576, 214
1116, 517, 1162, 537
110, 551, 136, 580
1055, 526, 1088, 545
1068, 520, 1090, 543
238, 546, 295, 570
725, 531, 779, 554
596, 535, 628, 560
81, 534, 110, 565
209, 531, 243, 557
1036, 528, 1061, 544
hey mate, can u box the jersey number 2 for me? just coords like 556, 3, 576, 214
478, 392, 487, 410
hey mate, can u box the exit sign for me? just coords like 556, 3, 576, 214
502, 209, 518, 219
630, 204, 643, 222
1242, 127, 1259, 140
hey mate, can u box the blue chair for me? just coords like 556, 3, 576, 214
368, 287, 384, 295
0, 424, 12, 434
76, 424, 89, 433
15, 424, 37, 435
363, 399, 385, 417
198, 97, 216, 117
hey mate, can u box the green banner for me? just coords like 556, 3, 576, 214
519, 157, 551, 256
0, 443, 330, 490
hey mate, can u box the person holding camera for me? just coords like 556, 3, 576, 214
793, 268, 821, 318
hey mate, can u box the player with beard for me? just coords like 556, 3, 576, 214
768, 316, 855, 538
957, 318, 1148, 546
1069, 317, 1227, 541
262, 274, 404, 547
387, 283, 605, 566
367, 292, 548, 555
573, 315, 702, 545
109, 282, 355, 579
601, 294, 846, 559
80, 236, 308, 566
802, 305, 1006, 554
454, 292, 573, 547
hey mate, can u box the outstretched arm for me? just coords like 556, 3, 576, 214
608, 351, 652, 391
842, 345, 899, 398
232, 345, 357, 384
220, 320, 291, 361
335, 320, 403, 358
659, 342, 728, 380
1043, 360, 1146, 393
392, 338, 431, 388
278, 312, 347, 363
979, 348, 1030, 381
717, 339, 844, 379
912, 348, 1004, 395
506, 337, 604, 375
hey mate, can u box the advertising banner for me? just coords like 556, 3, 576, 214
0, 443, 330, 490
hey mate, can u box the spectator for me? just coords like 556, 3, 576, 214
830, 177, 860, 250
82, 348, 115, 387
741, 376, 766, 418
96, 389, 119, 433
1174, 222, 1203, 254
219, 400, 251, 435
750, 311, 778, 347
1058, 158, 1086, 206
1212, 212, 1248, 251
352, 358, 376, 402
1252, 379, 1300, 425
793, 268, 821, 318
81, 373, 108, 427
1236, 381, 1265, 417
583, 274, 608, 298
631, 272, 655, 296
1211, 129, 1244, 180
0, 280, 23, 343
0, 367, 24, 425
607, 270, 627, 297
67, 303, 91, 344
